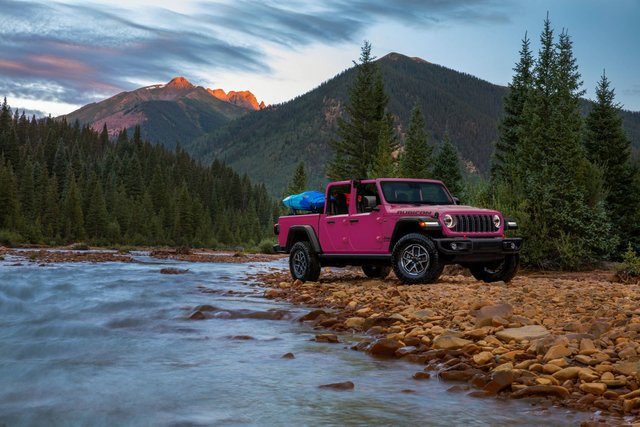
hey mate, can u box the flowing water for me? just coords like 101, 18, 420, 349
0, 254, 593, 426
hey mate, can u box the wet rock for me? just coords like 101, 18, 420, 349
439, 369, 478, 381
580, 382, 607, 395
484, 370, 516, 395
475, 303, 513, 327
543, 344, 572, 362
496, 325, 549, 342
432, 335, 472, 350
195, 304, 216, 312
395, 346, 418, 357
298, 310, 328, 322
367, 338, 403, 357
413, 371, 431, 380
315, 334, 339, 343
319, 381, 354, 390
231, 335, 254, 340
511, 385, 570, 399
188, 310, 207, 320
281, 352, 295, 359
264, 289, 283, 298
160, 267, 189, 275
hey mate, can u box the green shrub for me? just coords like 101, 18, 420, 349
622, 244, 640, 276
0, 230, 24, 247
257, 238, 276, 254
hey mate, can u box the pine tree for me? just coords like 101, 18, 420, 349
371, 113, 398, 178
85, 180, 109, 239
433, 132, 463, 196
585, 72, 640, 251
286, 162, 307, 194
399, 104, 432, 178
327, 41, 389, 180
62, 174, 86, 242
0, 161, 20, 229
492, 33, 534, 182
42, 175, 61, 239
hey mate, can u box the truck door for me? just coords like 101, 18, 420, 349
319, 183, 351, 253
348, 182, 386, 253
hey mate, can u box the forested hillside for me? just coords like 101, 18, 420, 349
0, 99, 277, 248
188, 53, 640, 195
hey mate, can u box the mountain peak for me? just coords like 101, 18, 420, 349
166, 76, 194, 89
207, 88, 263, 110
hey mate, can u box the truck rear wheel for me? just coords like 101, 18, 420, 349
391, 233, 442, 284
362, 264, 391, 279
289, 241, 321, 282
469, 254, 519, 283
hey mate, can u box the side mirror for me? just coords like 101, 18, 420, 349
452, 196, 460, 205
363, 196, 379, 212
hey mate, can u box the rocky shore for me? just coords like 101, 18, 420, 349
0, 246, 284, 264
255, 267, 640, 423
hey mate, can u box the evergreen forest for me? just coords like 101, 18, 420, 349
0, 104, 278, 249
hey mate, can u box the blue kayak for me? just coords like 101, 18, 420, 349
282, 191, 325, 212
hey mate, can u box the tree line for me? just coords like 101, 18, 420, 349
327, 21, 640, 269
0, 102, 278, 248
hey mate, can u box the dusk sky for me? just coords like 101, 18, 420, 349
1, 0, 638, 116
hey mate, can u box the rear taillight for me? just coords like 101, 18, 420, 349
273, 223, 280, 235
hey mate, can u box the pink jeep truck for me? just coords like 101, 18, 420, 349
274, 178, 522, 284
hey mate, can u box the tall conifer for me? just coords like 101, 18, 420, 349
399, 104, 432, 178
328, 41, 389, 180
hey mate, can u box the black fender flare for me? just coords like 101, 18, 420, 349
286, 225, 322, 253
389, 216, 441, 251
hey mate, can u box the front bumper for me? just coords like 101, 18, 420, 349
434, 237, 522, 260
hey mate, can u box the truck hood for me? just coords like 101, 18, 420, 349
386, 204, 500, 217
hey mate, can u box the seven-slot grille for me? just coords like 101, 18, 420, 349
451, 214, 497, 233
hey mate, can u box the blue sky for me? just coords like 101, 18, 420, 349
0, 0, 638, 116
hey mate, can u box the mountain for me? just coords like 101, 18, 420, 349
64, 77, 264, 150
187, 52, 640, 194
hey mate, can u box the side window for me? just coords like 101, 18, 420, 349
326, 184, 351, 215
356, 183, 380, 213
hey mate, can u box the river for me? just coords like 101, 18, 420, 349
0, 254, 593, 426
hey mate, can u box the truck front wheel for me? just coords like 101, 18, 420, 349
391, 233, 442, 284
469, 254, 520, 283
289, 241, 321, 282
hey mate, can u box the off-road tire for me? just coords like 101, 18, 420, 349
391, 233, 442, 284
469, 254, 520, 283
362, 264, 391, 279
289, 241, 321, 282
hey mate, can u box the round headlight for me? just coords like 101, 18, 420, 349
443, 214, 457, 229
493, 214, 501, 229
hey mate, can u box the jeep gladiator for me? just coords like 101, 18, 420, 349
274, 178, 522, 284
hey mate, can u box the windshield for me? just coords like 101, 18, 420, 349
381, 181, 454, 205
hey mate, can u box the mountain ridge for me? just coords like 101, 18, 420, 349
63, 76, 265, 148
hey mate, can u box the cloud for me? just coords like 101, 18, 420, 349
0, 0, 511, 107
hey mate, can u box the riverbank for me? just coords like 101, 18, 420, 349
0, 245, 285, 264
254, 267, 640, 423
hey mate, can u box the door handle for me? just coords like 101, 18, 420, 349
349, 219, 359, 223
327, 220, 335, 224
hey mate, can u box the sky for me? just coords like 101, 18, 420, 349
0, 0, 638, 117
